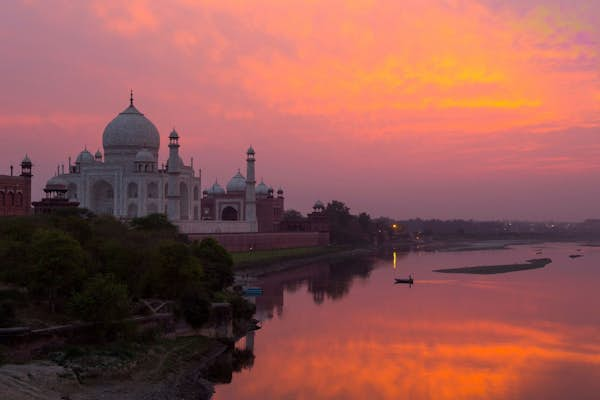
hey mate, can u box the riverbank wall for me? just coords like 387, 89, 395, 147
236, 247, 374, 277
188, 231, 330, 252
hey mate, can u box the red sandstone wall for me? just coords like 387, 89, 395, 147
188, 231, 330, 252
0, 175, 32, 216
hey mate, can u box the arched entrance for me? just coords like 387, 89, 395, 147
221, 206, 238, 221
91, 180, 114, 215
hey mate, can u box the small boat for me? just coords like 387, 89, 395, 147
243, 287, 264, 296
395, 274, 414, 285
569, 254, 583, 259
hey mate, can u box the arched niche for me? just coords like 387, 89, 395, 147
91, 180, 114, 215
221, 206, 238, 221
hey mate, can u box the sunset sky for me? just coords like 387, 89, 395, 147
1, 0, 599, 221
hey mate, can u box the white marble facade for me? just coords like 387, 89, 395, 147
48, 95, 257, 233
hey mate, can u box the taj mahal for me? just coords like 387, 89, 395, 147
43, 94, 286, 234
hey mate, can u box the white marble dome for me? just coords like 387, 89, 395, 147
76, 149, 94, 164
226, 171, 246, 193
46, 176, 68, 190
102, 103, 160, 152
135, 148, 154, 163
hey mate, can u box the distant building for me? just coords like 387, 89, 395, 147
0, 156, 33, 216
32, 176, 80, 215
280, 201, 330, 233
201, 177, 285, 233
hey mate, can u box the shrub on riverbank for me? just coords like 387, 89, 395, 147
0, 213, 249, 334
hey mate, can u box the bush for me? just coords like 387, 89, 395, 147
148, 241, 204, 298
30, 229, 88, 312
179, 286, 211, 328
69, 274, 131, 324
228, 293, 256, 321
191, 238, 234, 291
131, 213, 177, 235
0, 301, 16, 327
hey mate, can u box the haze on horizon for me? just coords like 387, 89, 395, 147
1, 0, 599, 222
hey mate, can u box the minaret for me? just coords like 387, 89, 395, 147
20, 155, 33, 215
20, 154, 32, 178
245, 146, 257, 225
167, 129, 181, 220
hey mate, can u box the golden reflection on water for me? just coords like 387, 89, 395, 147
216, 245, 600, 399
224, 319, 600, 400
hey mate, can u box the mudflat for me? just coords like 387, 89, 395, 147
434, 258, 552, 275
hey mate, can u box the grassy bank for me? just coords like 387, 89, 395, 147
232, 246, 350, 269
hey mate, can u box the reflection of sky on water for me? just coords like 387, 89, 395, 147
215, 243, 600, 399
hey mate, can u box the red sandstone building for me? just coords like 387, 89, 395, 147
201, 176, 285, 233
0, 156, 33, 216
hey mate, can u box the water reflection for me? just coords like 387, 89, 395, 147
216, 243, 600, 399
254, 255, 395, 320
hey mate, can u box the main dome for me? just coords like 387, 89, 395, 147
102, 102, 160, 152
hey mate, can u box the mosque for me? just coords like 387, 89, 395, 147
43, 94, 285, 234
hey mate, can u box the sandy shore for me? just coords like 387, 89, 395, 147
434, 258, 552, 275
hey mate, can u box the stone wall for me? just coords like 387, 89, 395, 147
187, 231, 330, 252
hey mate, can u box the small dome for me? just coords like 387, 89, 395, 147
95, 149, 102, 159
21, 154, 32, 165
277, 187, 284, 194
135, 148, 154, 163
256, 180, 269, 195
314, 200, 325, 209
45, 176, 68, 190
208, 181, 225, 195
169, 129, 179, 139
76, 149, 94, 164
226, 170, 246, 193
247, 146, 255, 155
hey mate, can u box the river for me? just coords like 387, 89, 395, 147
214, 242, 600, 399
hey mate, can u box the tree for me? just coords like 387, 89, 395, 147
358, 212, 372, 233
191, 238, 234, 291
30, 229, 87, 312
131, 213, 178, 235
281, 209, 305, 222
69, 274, 131, 324
179, 284, 211, 328
150, 240, 204, 298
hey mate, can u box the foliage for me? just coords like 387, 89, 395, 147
191, 238, 234, 291
131, 213, 178, 234
325, 200, 369, 245
179, 285, 211, 328
0, 301, 16, 327
30, 229, 88, 312
281, 209, 305, 222
0, 239, 33, 285
150, 240, 204, 298
69, 274, 131, 324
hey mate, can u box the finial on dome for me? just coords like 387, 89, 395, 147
130, 89, 134, 106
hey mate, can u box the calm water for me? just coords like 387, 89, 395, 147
215, 243, 600, 399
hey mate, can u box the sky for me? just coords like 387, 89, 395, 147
0, 0, 599, 221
